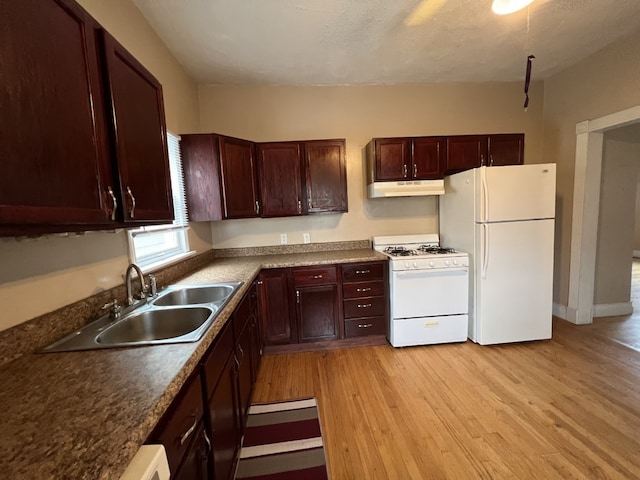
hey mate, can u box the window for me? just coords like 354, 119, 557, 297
127, 131, 192, 271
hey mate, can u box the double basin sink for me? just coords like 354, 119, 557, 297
42, 282, 242, 352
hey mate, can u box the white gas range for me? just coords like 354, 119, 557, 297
373, 234, 469, 347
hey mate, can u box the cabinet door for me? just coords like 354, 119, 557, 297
1, 0, 113, 226
296, 285, 340, 342
219, 136, 261, 218
181, 134, 224, 222
304, 140, 348, 213
258, 269, 294, 345
488, 134, 524, 166
101, 31, 174, 223
172, 423, 211, 480
249, 284, 262, 382
236, 323, 254, 429
374, 138, 411, 181
257, 142, 304, 217
412, 137, 446, 179
149, 372, 204, 475
209, 355, 240, 480
445, 135, 488, 175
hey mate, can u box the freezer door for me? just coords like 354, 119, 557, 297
474, 219, 554, 344
476, 164, 556, 222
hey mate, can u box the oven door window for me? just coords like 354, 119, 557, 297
392, 269, 468, 319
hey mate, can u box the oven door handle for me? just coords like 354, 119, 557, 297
395, 268, 468, 277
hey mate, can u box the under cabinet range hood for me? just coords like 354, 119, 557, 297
367, 179, 445, 198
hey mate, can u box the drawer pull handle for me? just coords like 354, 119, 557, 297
180, 414, 198, 445
106, 186, 117, 221
126, 186, 136, 219
356, 287, 372, 292
312, 275, 324, 279
357, 303, 372, 308
358, 323, 373, 328
356, 270, 370, 274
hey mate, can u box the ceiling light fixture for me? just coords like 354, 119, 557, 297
491, 0, 535, 15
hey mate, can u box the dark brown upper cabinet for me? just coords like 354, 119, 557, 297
181, 134, 260, 221
367, 137, 446, 182
101, 31, 173, 224
445, 134, 524, 175
257, 142, 305, 217
0, 0, 173, 236
304, 140, 348, 213
487, 134, 525, 167
1, 0, 112, 228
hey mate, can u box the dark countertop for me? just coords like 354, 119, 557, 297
0, 249, 386, 479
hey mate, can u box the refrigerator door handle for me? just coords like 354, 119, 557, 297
481, 167, 489, 222
482, 223, 489, 279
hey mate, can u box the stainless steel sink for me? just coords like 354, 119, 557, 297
151, 283, 239, 307
96, 307, 216, 345
41, 281, 243, 352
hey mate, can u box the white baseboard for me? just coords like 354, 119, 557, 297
634, 250, 640, 258
592, 302, 633, 317
552, 302, 567, 320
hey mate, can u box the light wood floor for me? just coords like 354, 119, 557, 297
253, 271, 640, 479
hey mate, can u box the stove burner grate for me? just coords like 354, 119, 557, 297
383, 246, 418, 256
417, 245, 457, 254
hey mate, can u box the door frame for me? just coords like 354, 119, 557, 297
567, 104, 640, 324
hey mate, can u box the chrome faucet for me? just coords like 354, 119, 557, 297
125, 263, 148, 306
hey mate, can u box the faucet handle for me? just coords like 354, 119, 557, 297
101, 299, 122, 319
148, 274, 157, 297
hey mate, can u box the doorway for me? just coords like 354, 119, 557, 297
567, 104, 640, 324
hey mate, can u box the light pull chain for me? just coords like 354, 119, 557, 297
523, 6, 535, 110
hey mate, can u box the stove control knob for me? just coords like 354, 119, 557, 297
404, 262, 410, 269
453, 259, 458, 266
429, 261, 435, 268
413, 262, 418, 269
445, 260, 450, 266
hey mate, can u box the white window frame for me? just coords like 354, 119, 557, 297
127, 131, 194, 272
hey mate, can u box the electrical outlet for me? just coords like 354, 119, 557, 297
280, 233, 288, 245
303, 233, 311, 244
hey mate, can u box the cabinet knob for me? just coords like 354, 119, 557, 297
413, 163, 417, 177
356, 287, 372, 292
255, 200, 260, 214
312, 274, 323, 279
355, 269, 370, 275
297, 199, 302, 214
296, 290, 300, 304
480, 154, 485, 166
126, 186, 136, 219
357, 303, 373, 308
106, 186, 117, 221
358, 323, 373, 328
490, 154, 494, 166
403, 164, 408, 178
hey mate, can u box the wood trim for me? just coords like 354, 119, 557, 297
263, 335, 387, 355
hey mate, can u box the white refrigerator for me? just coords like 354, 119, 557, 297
439, 164, 556, 345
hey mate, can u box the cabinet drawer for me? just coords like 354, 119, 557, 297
202, 322, 234, 399
344, 317, 386, 338
344, 297, 386, 318
154, 372, 204, 475
293, 266, 337, 286
343, 281, 385, 299
342, 262, 384, 283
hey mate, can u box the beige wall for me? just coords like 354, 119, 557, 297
197, 82, 545, 248
635, 178, 640, 253
543, 27, 640, 306
0, 0, 208, 332
594, 134, 640, 304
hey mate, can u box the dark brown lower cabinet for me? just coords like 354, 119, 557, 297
147, 371, 208, 478
258, 269, 294, 344
296, 284, 340, 342
208, 353, 240, 480
236, 320, 254, 427
172, 423, 210, 480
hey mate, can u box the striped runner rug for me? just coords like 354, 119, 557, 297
235, 398, 329, 480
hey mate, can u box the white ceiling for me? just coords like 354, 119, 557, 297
133, 0, 640, 85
